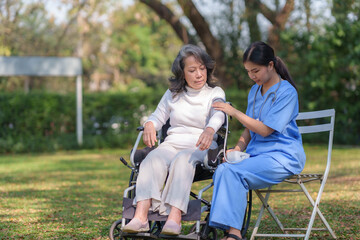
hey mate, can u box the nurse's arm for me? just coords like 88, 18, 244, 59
232, 110, 275, 137
235, 128, 251, 152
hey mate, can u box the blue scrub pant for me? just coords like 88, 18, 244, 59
209, 155, 292, 231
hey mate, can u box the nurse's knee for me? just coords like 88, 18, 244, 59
213, 163, 235, 181
215, 162, 234, 175
215, 164, 250, 188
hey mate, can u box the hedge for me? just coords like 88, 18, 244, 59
0, 89, 163, 153
0, 88, 357, 153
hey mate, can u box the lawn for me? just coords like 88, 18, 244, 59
0, 146, 359, 239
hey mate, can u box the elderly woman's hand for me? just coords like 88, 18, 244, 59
196, 127, 215, 151
143, 121, 157, 147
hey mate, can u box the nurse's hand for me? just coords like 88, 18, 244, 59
212, 102, 237, 116
224, 146, 241, 162
196, 127, 215, 151
143, 121, 157, 147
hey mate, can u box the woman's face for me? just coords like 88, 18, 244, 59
244, 61, 273, 86
183, 55, 207, 90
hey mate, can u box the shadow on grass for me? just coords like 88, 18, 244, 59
0, 152, 131, 239
1, 146, 359, 239
247, 198, 359, 240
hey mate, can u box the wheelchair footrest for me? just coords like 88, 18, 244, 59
121, 232, 199, 239
158, 232, 198, 239
122, 232, 159, 239
123, 197, 202, 221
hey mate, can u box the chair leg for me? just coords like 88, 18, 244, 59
299, 182, 337, 239
250, 196, 264, 240
250, 198, 264, 240
251, 187, 286, 240
256, 187, 285, 230
252, 181, 337, 240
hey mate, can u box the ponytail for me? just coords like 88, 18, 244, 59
274, 56, 297, 91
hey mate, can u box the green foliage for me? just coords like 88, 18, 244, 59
279, 16, 360, 145
223, 87, 249, 146
0, 1, 181, 92
0, 88, 164, 153
105, 2, 182, 88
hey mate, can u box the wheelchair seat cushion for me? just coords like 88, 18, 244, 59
132, 146, 156, 166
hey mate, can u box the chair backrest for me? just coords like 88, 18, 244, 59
296, 109, 335, 178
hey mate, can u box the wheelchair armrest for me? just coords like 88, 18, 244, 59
216, 125, 228, 139
130, 129, 144, 166
203, 113, 229, 170
203, 146, 224, 170
131, 146, 156, 167
130, 125, 159, 167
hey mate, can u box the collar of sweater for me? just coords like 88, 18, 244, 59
185, 83, 209, 94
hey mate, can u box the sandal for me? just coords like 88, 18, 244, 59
227, 233, 244, 240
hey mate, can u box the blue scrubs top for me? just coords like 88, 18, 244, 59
245, 80, 306, 174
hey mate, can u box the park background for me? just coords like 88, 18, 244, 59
0, 0, 359, 239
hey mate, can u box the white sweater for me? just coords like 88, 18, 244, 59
145, 84, 226, 148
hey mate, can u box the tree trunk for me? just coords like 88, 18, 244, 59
305, 0, 311, 32
258, 0, 295, 50
244, 0, 261, 43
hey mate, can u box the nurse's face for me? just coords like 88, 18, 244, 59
244, 61, 272, 86
183, 55, 207, 90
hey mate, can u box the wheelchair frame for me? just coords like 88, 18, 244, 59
109, 116, 252, 240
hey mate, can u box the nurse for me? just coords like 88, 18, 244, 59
209, 41, 306, 240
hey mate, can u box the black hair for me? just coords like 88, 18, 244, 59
243, 41, 297, 91
169, 44, 218, 96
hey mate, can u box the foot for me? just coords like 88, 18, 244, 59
226, 233, 243, 240
122, 218, 149, 233
160, 219, 182, 235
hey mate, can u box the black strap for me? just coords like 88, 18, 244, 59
227, 233, 243, 240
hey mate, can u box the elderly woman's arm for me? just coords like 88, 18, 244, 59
143, 90, 171, 147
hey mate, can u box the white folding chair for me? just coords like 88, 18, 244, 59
250, 109, 337, 239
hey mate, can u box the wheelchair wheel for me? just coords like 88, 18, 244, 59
109, 219, 124, 240
201, 214, 218, 240
200, 223, 217, 240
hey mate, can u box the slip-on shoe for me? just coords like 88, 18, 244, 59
160, 219, 181, 235
122, 218, 149, 233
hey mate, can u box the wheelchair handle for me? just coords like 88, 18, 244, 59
120, 157, 135, 171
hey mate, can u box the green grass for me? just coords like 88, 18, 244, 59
0, 146, 359, 239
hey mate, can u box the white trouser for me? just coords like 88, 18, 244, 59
135, 140, 217, 215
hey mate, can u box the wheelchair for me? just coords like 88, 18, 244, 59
109, 117, 252, 240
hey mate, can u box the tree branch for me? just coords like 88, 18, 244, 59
139, 0, 196, 44
257, 0, 295, 48
257, 1, 276, 24
258, 0, 294, 29
177, 0, 223, 62
276, 0, 295, 29
54, 1, 87, 54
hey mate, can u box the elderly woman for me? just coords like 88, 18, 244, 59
122, 44, 225, 235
